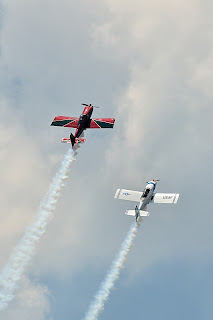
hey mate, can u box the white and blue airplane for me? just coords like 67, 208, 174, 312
114, 180, 179, 222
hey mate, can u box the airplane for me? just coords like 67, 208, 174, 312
114, 180, 180, 222
50, 103, 115, 147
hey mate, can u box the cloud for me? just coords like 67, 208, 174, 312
0, 0, 213, 318
1, 276, 51, 320
188, 49, 213, 100
0, 0, 210, 281
88, 0, 213, 277
0, 99, 50, 266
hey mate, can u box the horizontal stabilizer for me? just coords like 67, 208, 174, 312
114, 189, 142, 202
125, 210, 150, 217
61, 137, 86, 144
151, 193, 180, 204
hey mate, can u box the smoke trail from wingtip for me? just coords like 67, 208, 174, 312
0, 148, 75, 311
83, 221, 140, 320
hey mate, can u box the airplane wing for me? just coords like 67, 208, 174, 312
151, 193, 180, 204
114, 189, 142, 202
88, 118, 115, 128
50, 116, 79, 128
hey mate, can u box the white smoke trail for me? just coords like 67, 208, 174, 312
83, 221, 140, 320
0, 148, 75, 311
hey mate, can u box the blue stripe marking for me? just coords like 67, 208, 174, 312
147, 182, 155, 186
147, 181, 156, 190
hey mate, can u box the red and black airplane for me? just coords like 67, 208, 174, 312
51, 104, 115, 147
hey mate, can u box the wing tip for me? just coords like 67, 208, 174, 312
173, 194, 180, 204
114, 188, 121, 199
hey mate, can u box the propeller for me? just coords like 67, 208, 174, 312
146, 179, 160, 183
82, 103, 99, 108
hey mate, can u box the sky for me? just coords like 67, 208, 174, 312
0, 0, 213, 319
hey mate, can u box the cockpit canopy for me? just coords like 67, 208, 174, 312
79, 114, 87, 124
142, 188, 150, 198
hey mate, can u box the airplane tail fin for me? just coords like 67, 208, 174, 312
61, 137, 86, 146
70, 133, 76, 147
125, 210, 150, 217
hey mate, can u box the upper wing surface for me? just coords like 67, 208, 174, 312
88, 118, 115, 128
51, 116, 79, 128
151, 193, 180, 204
114, 189, 142, 202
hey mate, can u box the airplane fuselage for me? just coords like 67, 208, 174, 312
138, 181, 156, 211
75, 106, 93, 138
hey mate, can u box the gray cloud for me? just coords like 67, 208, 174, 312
0, 0, 213, 318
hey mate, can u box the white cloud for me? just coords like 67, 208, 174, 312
0, 0, 210, 281
1, 276, 51, 320
0, 99, 50, 266
0, 0, 213, 317
89, 0, 213, 278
